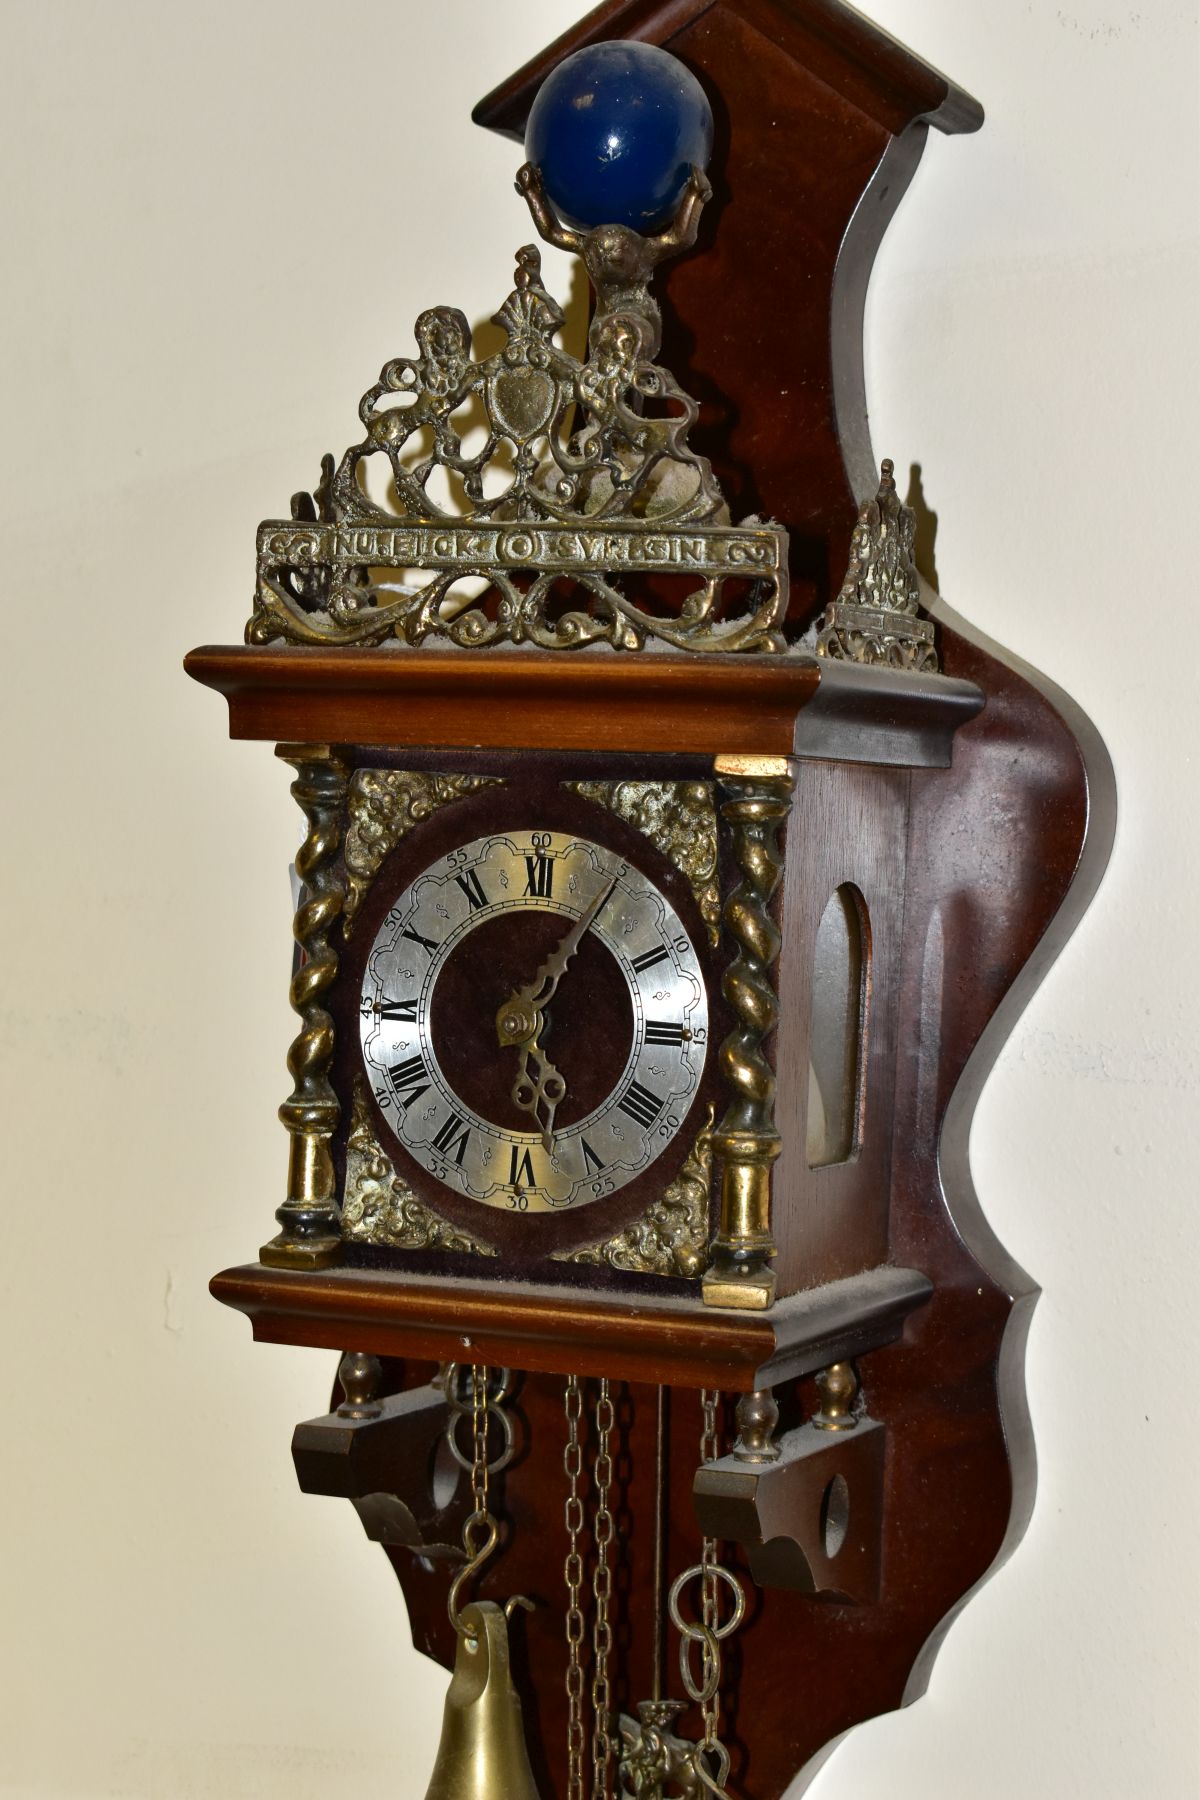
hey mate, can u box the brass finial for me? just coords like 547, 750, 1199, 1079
733, 1388, 782, 1463
816, 460, 939, 672
813, 1362, 859, 1432
336, 1350, 383, 1420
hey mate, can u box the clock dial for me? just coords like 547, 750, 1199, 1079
360, 829, 708, 1215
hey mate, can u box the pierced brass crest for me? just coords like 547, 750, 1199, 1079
248, 170, 788, 654
816, 459, 939, 673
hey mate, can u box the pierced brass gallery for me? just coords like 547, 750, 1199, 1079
260, 521, 782, 576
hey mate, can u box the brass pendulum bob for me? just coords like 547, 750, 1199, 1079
423, 1600, 541, 1800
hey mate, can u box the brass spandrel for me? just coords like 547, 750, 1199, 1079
567, 777, 720, 945
343, 769, 502, 930
557, 1105, 714, 1281
342, 1082, 496, 1259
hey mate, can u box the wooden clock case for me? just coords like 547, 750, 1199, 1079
186, 2, 1114, 1794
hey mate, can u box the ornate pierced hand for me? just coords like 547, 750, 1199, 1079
496, 877, 617, 1150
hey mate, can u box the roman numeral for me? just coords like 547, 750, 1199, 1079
524, 854, 554, 898
401, 924, 438, 954
387, 1053, 430, 1109
509, 1144, 536, 1188
618, 1080, 664, 1129
581, 1137, 606, 1175
431, 1112, 471, 1166
644, 1019, 686, 1046
378, 997, 418, 1022
455, 868, 488, 911
632, 944, 670, 974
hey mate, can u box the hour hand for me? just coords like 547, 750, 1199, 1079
495, 874, 617, 1147
511, 1043, 566, 1154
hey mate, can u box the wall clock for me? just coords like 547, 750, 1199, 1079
186, 2, 1112, 1795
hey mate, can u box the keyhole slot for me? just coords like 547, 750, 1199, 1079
820, 1473, 850, 1560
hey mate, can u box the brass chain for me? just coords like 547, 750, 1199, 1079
664, 1390, 743, 1798
470, 1363, 489, 1523
446, 1363, 501, 1637
443, 1362, 516, 1478
698, 1389, 724, 1772
564, 1376, 586, 1800
591, 1378, 616, 1800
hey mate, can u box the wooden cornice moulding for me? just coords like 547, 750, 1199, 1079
210, 1261, 933, 1392
184, 644, 982, 765
472, 0, 984, 141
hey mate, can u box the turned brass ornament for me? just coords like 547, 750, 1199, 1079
618, 1700, 702, 1798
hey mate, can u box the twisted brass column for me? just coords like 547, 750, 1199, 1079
261, 743, 350, 1270
703, 754, 796, 1310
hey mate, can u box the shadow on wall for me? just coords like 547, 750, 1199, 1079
904, 461, 940, 594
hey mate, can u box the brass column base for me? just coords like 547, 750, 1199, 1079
260, 1224, 342, 1271
702, 1255, 777, 1311
703, 1131, 782, 1311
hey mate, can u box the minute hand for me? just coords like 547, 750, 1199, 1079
496, 875, 618, 1047
524, 877, 618, 1011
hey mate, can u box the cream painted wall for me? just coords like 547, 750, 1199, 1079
1, 1, 1196, 1796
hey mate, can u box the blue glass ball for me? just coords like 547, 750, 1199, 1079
525, 41, 714, 235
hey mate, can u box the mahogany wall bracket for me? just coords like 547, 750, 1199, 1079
190, 3, 1115, 1795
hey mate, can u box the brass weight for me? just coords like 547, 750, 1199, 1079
423, 1600, 542, 1800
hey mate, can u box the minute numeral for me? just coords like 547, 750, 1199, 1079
524, 855, 554, 898
644, 1019, 686, 1046
401, 924, 438, 954
509, 1144, 536, 1188
632, 944, 670, 974
378, 997, 418, 1022
455, 869, 488, 911
388, 1053, 431, 1109
431, 1112, 471, 1166
618, 1080, 665, 1129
